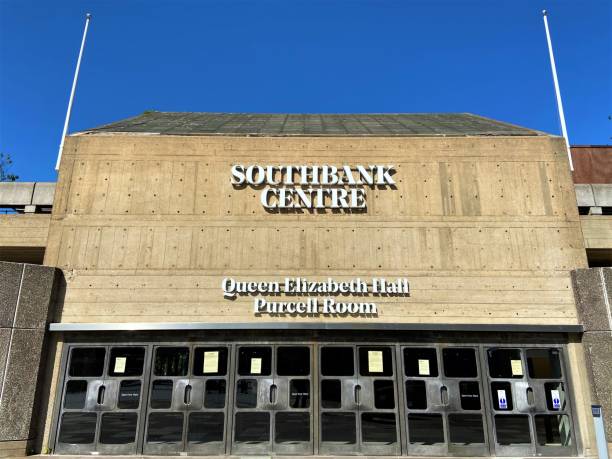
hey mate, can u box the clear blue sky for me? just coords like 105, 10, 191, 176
1, 0, 610, 182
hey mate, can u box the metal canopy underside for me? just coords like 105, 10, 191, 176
78, 112, 547, 137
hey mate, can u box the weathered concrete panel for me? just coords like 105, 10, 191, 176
15, 265, 56, 329
575, 184, 596, 207
0, 262, 22, 328
0, 329, 45, 440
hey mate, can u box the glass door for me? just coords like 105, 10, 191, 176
401, 345, 489, 456
273, 345, 313, 455
143, 346, 190, 455
55, 345, 148, 455
231, 344, 313, 455
186, 346, 230, 455
318, 345, 400, 456
525, 348, 577, 456
231, 345, 275, 454
484, 346, 577, 456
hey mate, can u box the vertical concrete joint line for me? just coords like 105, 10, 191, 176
598, 268, 612, 337
0, 264, 26, 406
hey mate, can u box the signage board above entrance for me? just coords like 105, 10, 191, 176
231, 164, 396, 210
222, 277, 410, 316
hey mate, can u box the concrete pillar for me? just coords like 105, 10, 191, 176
572, 267, 612, 454
0, 262, 59, 457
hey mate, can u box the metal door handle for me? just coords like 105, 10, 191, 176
354, 384, 361, 405
184, 384, 192, 405
97, 385, 105, 405
270, 384, 277, 404
440, 386, 449, 406
526, 387, 534, 407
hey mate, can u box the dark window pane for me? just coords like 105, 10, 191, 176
404, 348, 438, 377
545, 382, 566, 411
277, 346, 310, 376
290, 379, 310, 408
359, 347, 393, 376
535, 415, 572, 446
321, 380, 341, 408
69, 348, 105, 377
238, 347, 271, 376
100, 413, 138, 444
491, 382, 513, 411
109, 347, 145, 377
361, 413, 397, 443
408, 414, 444, 444
487, 348, 523, 379
321, 347, 354, 376
147, 412, 183, 443
64, 380, 87, 409
193, 347, 228, 376
275, 412, 310, 442
448, 414, 485, 444
526, 349, 562, 379
459, 381, 481, 410
188, 412, 224, 443
154, 347, 189, 376
321, 412, 355, 443
405, 380, 427, 410
118, 380, 141, 409
150, 380, 173, 409
58, 412, 97, 444
443, 348, 477, 377
204, 379, 226, 409
495, 415, 531, 444
234, 412, 269, 442
374, 380, 395, 409
236, 379, 257, 408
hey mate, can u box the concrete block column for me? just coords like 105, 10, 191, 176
0, 262, 58, 457
572, 267, 612, 452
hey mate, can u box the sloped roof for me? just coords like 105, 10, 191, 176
78, 112, 548, 137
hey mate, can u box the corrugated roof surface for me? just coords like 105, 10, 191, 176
79, 112, 546, 137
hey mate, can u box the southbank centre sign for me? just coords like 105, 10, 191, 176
222, 277, 410, 316
231, 164, 396, 209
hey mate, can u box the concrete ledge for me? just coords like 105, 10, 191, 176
48, 321, 584, 333
0, 182, 55, 207
575, 184, 612, 207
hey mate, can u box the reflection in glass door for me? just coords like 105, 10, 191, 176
55, 346, 148, 455
231, 345, 313, 455
319, 345, 400, 456
402, 346, 489, 456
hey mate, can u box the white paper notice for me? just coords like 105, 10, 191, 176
418, 359, 430, 376
368, 351, 383, 373
497, 389, 508, 410
114, 357, 126, 374
203, 351, 219, 374
510, 359, 523, 376
251, 357, 262, 374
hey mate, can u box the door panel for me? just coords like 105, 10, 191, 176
402, 345, 488, 456
231, 345, 274, 454
143, 346, 190, 455
55, 346, 148, 455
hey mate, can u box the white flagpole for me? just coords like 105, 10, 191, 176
55, 13, 92, 171
542, 10, 574, 171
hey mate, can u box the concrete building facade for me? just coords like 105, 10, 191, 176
0, 113, 610, 458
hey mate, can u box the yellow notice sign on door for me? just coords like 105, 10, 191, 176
511, 359, 523, 376
203, 351, 219, 374
251, 357, 262, 374
418, 359, 430, 376
368, 351, 383, 373
114, 357, 126, 374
